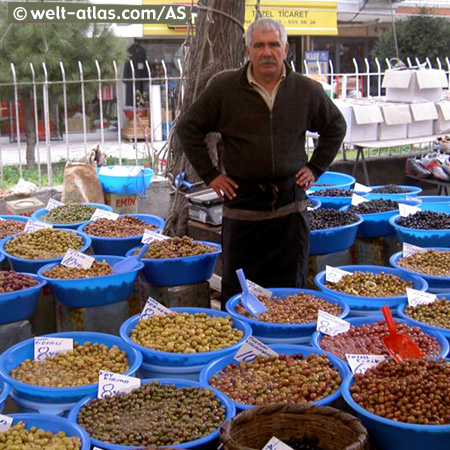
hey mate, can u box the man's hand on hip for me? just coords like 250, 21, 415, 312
209, 174, 238, 201
295, 166, 316, 190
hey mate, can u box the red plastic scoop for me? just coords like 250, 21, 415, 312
381, 305, 424, 363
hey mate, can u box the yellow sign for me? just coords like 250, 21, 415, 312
142, 0, 337, 36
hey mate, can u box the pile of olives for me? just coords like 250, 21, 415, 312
308, 209, 360, 230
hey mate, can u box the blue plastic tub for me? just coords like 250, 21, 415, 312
68, 378, 236, 450
225, 288, 349, 341
0, 229, 92, 274
314, 265, 428, 314
311, 315, 449, 361
390, 247, 450, 292
310, 215, 363, 255
0, 379, 11, 414
416, 196, 450, 213
97, 166, 154, 194
389, 213, 450, 247
340, 198, 422, 238
120, 307, 252, 369
308, 171, 355, 192
0, 215, 28, 238
37, 255, 143, 308
199, 344, 350, 412
308, 192, 368, 210
126, 241, 221, 286
138, 361, 208, 380
0, 332, 142, 413
78, 214, 165, 256
31, 203, 113, 230
342, 373, 450, 450
6, 414, 91, 450
365, 185, 422, 200
0, 272, 47, 325
307, 198, 321, 210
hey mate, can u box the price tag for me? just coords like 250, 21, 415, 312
34, 337, 73, 361
140, 297, 172, 321
247, 280, 273, 298
346, 354, 388, 374
399, 203, 421, 217
97, 371, 141, 399
354, 182, 372, 193
24, 220, 53, 233
305, 190, 313, 195
307, 206, 313, 211
403, 243, 427, 257
61, 249, 94, 269
93, 448, 103, 450
0, 414, 13, 432
317, 310, 351, 336
90, 209, 119, 221
46, 198, 64, 211
262, 437, 294, 450
351, 194, 369, 206
406, 288, 437, 307
141, 229, 170, 244
325, 265, 352, 283
234, 336, 278, 363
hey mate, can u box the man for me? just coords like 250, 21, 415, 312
177, 18, 346, 306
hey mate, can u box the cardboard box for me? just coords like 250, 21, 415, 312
382, 69, 448, 103
434, 101, 450, 134
378, 103, 412, 140
6, 197, 45, 217
408, 102, 438, 137
353, 236, 400, 266
105, 193, 138, 214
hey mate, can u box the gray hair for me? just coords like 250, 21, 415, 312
245, 18, 288, 47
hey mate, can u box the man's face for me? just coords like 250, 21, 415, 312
246, 29, 289, 79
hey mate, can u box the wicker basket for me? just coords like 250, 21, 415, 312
220, 403, 368, 450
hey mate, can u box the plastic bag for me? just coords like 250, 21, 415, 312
61, 162, 105, 204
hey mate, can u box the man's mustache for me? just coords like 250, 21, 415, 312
258, 57, 277, 65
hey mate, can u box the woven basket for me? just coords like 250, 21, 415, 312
220, 403, 368, 450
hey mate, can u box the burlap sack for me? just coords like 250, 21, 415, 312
61, 162, 105, 204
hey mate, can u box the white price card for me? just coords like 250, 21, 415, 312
346, 354, 388, 374
317, 310, 351, 336
46, 198, 64, 211
354, 182, 372, 193
140, 297, 172, 321
262, 437, 294, 450
406, 287, 437, 307
34, 337, 73, 361
351, 194, 369, 206
307, 206, 313, 211
247, 280, 273, 298
325, 265, 352, 283
141, 229, 170, 244
90, 209, 119, 221
0, 414, 13, 432
24, 220, 53, 233
305, 190, 313, 195
97, 371, 141, 399
403, 243, 428, 257
234, 336, 278, 363
61, 249, 94, 269
399, 203, 421, 217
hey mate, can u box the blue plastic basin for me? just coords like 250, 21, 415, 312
389, 213, 450, 247
311, 315, 449, 361
314, 265, 428, 313
97, 166, 154, 194
78, 214, 165, 256
308, 192, 368, 210
31, 203, 113, 230
416, 196, 450, 213
225, 288, 349, 340
6, 414, 91, 450
37, 255, 143, 308
0, 215, 28, 238
342, 373, 450, 450
365, 185, 422, 200
308, 171, 356, 191
199, 344, 350, 411
0, 331, 142, 404
0, 272, 46, 325
126, 241, 221, 286
120, 307, 252, 367
68, 378, 236, 450
310, 215, 363, 255
308, 198, 321, 210
0, 229, 92, 274
0, 379, 11, 414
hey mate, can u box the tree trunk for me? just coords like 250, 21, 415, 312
22, 92, 37, 169
165, 0, 245, 236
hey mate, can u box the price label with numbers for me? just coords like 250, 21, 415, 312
0, 414, 13, 432
140, 297, 172, 321
262, 437, 294, 450
34, 337, 73, 361
97, 371, 141, 399
406, 288, 437, 307
399, 203, 421, 217
351, 194, 369, 206
354, 182, 372, 193
24, 220, 53, 233
325, 266, 352, 283
317, 310, 350, 336
346, 354, 388, 374
90, 209, 119, 221
46, 198, 64, 211
247, 280, 273, 298
61, 249, 94, 269
234, 336, 278, 363
403, 243, 428, 257
141, 229, 169, 244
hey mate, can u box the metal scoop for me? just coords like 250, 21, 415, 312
112, 244, 149, 274
381, 305, 424, 363
236, 269, 269, 317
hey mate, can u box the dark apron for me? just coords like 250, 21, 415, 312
220, 177, 310, 308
